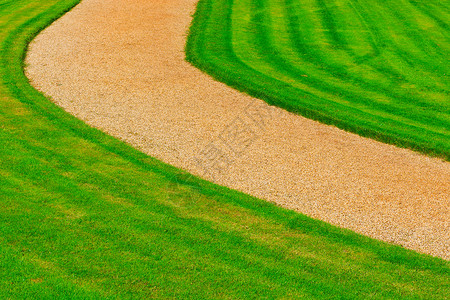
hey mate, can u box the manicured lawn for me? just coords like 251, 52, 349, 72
186, 0, 450, 159
0, 0, 448, 298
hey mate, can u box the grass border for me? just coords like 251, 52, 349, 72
185, 0, 450, 161
0, 0, 448, 289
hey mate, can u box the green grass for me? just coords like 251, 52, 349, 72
0, 0, 449, 298
186, 0, 450, 160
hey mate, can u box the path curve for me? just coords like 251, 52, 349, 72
26, 0, 449, 259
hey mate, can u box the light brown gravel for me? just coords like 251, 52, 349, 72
26, 0, 449, 259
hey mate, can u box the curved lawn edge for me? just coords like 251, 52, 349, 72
185, 0, 450, 161
1, 0, 449, 296
4, 0, 448, 268
4, 0, 446, 265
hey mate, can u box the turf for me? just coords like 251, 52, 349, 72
0, 0, 449, 298
186, 0, 450, 160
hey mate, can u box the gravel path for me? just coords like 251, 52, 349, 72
26, 0, 449, 259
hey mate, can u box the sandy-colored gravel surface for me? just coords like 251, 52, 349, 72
26, 0, 449, 259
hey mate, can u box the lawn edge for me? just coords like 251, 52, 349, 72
184, 0, 449, 161
1, 0, 448, 279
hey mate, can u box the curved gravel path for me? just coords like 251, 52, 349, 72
26, 0, 449, 259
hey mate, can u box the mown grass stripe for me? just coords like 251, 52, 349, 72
187, 0, 450, 159
241, 0, 448, 139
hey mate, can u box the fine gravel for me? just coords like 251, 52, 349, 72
26, 0, 449, 259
